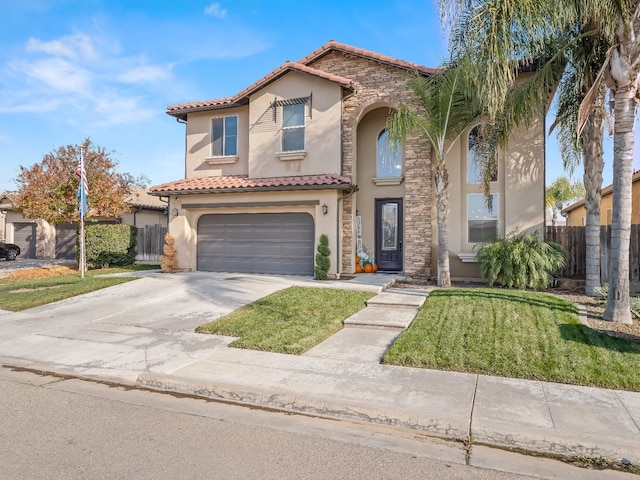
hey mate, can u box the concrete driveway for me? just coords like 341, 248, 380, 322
6, 271, 322, 332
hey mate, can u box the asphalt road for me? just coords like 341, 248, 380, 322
0, 367, 556, 480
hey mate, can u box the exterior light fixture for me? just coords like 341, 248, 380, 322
171, 207, 179, 218
321, 203, 328, 215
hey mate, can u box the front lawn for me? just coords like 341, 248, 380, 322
383, 288, 640, 391
196, 286, 374, 354
0, 266, 156, 311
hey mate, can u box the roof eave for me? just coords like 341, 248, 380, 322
150, 183, 357, 196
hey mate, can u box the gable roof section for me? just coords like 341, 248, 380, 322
299, 40, 438, 76
150, 174, 355, 195
166, 61, 355, 119
166, 41, 439, 120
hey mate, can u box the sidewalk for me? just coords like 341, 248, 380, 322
1, 271, 639, 468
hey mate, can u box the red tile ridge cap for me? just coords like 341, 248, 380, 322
300, 40, 439, 75
167, 61, 354, 115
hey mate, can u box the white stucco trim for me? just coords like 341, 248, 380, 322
276, 150, 307, 161
458, 252, 478, 263
206, 156, 239, 165
372, 176, 403, 186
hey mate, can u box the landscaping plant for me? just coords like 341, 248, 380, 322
476, 231, 566, 290
161, 234, 178, 273
314, 234, 331, 280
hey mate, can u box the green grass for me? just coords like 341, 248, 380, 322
383, 288, 640, 391
0, 266, 157, 311
196, 286, 375, 354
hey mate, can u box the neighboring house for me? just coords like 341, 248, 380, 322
1, 188, 167, 260
150, 41, 545, 280
563, 170, 640, 226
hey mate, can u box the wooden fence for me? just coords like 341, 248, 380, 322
136, 225, 167, 263
546, 225, 640, 281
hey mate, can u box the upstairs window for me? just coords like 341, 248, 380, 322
212, 116, 238, 156
467, 125, 497, 184
376, 129, 402, 177
468, 194, 498, 243
282, 102, 305, 151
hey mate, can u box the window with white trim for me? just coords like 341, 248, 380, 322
467, 125, 497, 184
376, 129, 402, 177
212, 116, 238, 156
468, 194, 498, 243
282, 102, 305, 151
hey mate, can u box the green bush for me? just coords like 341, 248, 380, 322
83, 224, 137, 268
476, 231, 566, 290
314, 234, 331, 280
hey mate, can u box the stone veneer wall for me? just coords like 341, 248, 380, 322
309, 51, 432, 279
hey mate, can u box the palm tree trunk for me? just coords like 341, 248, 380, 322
603, 84, 635, 324
582, 96, 605, 297
435, 163, 451, 287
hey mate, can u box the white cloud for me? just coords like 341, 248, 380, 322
13, 57, 91, 93
116, 64, 173, 84
204, 3, 227, 19
25, 33, 97, 60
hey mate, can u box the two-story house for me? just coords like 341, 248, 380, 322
150, 41, 545, 280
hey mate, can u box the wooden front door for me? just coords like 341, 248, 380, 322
375, 198, 403, 271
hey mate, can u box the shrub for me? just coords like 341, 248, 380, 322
84, 224, 137, 268
161, 234, 178, 273
314, 234, 331, 280
476, 231, 566, 290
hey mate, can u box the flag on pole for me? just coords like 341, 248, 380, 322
76, 150, 88, 218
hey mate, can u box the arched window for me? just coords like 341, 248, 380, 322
467, 125, 497, 183
376, 129, 402, 178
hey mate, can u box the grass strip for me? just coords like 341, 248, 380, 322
383, 288, 640, 391
0, 266, 154, 311
196, 286, 374, 354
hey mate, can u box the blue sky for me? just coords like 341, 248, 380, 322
0, 0, 634, 196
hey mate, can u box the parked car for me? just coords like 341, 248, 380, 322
0, 241, 20, 261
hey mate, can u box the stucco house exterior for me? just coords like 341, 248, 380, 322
562, 170, 640, 227
1, 186, 167, 260
151, 41, 545, 280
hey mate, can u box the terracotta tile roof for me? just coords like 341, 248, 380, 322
166, 61, 354, 118
300, 40, 439, 75
150, 174, 355, 194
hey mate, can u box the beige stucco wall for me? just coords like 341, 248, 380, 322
566, 180, 640, 226
355, 107, 405, 257
431, 117, 545, 280
185, 106, 250, 178
248, 71, 343, 179
167, 189, 341, 275
121, 209, 167, 228
5, 211, 55, 259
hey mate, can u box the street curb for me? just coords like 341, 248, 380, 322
135, 371, 467, 439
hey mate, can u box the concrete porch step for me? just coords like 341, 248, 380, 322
343, 305, 419, 329
365, 292, 427, 309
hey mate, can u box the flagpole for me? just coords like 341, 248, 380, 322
79, 147, 86, 278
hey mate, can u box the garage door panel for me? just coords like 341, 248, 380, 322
14, 223, 36, 259
197, 213, 314, 275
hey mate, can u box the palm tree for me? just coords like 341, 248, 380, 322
601, 2, 640, 323
387, 63, 484, 287
545, 176, 585, 226
441, 1, 638, 316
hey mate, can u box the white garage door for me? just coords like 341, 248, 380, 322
197, 213, 315, 275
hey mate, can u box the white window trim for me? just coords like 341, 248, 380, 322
467, 193, 499, 244
211, 115, 238, 158
282, 103, 306, 152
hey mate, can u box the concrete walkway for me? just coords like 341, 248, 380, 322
1, 271, 639, 472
